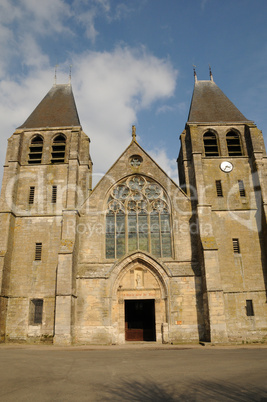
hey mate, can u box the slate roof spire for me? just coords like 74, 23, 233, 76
187, 76, 250, 124
18, 83, 81, 129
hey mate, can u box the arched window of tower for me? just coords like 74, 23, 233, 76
51, 134, 66, 164
203, 131, 220, 157
226, 130, 242, 156
28, 135, 43, 164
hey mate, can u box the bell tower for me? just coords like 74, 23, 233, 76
0, 83, 92, 343
178, 71, 267, 343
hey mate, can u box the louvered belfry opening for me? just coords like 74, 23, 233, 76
203, 131, 219, 156
51, 134, 66, 164
226, 131, 242, 156
28, 135, 43, 164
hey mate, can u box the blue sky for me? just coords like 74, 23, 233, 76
0, 0, 267, 185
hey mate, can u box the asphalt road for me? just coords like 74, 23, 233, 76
0, 346, 267, 401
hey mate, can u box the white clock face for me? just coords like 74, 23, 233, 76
220, 161, 233, 172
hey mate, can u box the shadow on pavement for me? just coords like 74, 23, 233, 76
102, 378, 267, 401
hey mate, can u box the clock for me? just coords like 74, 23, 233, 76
220, 161, 233, 173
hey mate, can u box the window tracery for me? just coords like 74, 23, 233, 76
130, 155, 143, 167
106, 175, 172, 259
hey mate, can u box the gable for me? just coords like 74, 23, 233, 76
80, 139, 190, 215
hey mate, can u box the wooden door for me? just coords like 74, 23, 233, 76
125, 300, 156, 341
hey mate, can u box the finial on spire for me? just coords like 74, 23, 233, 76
132, 125, 137, 142
69, 65, 72, 84
209, 64, 214, 82
193, 65, 197, 83
54, 64, 58, 85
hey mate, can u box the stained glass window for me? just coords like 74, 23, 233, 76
138, 211, 149, 252
150, 211, 161, 257
105, 175, 172, 259
161, 212, 172, 257
128, 211, 137, 253
106, 212, 115, 258
116, 211, 125, 258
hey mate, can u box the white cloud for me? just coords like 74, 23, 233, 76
147, 148, 178, 184
0, 0, 137, 77
72, 47, 177, 181
20, 34, 50, 69
75, 9, 99, 42
0, 0, 22, 24
0, 26, 17, 79
0, 0, 72, 80
0, 0, 72, 35
94, 0, 111, 13
72, 0, 136, 41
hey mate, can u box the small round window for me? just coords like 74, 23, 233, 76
130, 155, 143, 167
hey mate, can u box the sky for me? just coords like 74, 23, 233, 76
0, 0, 267, 186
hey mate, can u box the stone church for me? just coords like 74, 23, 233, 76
0, 71, 267, 345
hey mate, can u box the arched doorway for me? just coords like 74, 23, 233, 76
110, 253, 170, 343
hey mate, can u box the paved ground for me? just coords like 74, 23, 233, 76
0, 344, 267, 401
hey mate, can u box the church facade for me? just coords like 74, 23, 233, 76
0, 74, 267, 345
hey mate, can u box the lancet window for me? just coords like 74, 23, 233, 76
51, 134, 66, 164
226, 131, 242, 156
203, 131, 219, 156
106, 175, 172, 259
28, 135, 43, 164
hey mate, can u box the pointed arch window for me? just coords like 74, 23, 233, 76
203, 131, 219, 156
51, 134, 66, 164
105, 176, 172, 259
226, 131, 242, 156
28, 135, 43, 164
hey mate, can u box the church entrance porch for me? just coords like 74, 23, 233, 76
110, 254, 170, 344
125, 299, 156, 341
